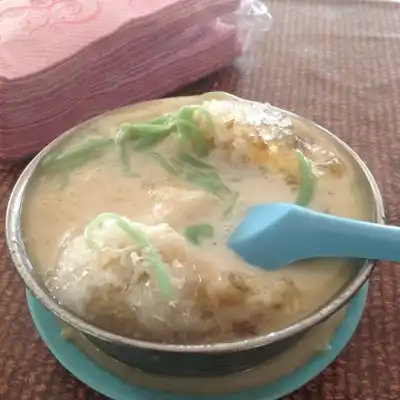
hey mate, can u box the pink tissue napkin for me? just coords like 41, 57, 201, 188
0, 0, 241, 160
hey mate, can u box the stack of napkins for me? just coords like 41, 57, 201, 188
0, 0, 241, 160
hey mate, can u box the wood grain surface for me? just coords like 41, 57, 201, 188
1, 0, 399, 398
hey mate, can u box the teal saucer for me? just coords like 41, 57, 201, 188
27, 284, 368, 400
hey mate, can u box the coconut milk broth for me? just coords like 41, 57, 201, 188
21, 95, 370, 338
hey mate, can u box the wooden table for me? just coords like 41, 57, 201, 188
1, 0, 399, 398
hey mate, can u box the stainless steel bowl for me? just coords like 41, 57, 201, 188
6, 92, 384, 378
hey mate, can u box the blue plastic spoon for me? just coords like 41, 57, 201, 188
228, 202, 394, 270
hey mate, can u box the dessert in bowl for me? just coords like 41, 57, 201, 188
6, 92, 383, 377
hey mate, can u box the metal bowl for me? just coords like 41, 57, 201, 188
6, 92, 384, 378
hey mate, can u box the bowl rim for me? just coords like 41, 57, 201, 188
6, 93, 385, 354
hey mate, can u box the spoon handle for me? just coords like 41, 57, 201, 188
300, 209, 398, 262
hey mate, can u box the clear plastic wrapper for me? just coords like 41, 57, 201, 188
228, 0, 273, 67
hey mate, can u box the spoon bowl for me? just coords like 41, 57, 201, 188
228, 203, 396, 270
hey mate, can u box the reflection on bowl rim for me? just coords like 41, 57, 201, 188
5, 93, 384, 354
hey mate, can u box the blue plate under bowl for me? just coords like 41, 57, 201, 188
27, 283, 368, 400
